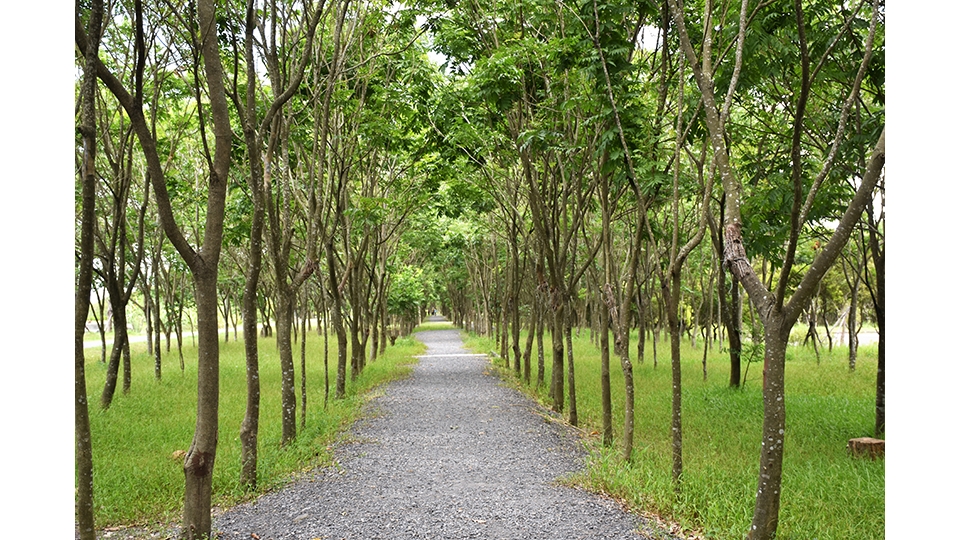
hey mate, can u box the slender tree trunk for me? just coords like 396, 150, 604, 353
848, 272, 860, 371
239, 266, 261, 488
536, 300, 545, 389
636, 287, 645, 364
122, 329, 132, 394
523, 299, 535, 385
565, 312, 577, 426
866, 195, 884, 437
511, 263, 522, 375
550, 302, 565, 413
154, 247, 163, 380
238, 0, 265, 489
328, 243, 349, 399
182, 271, 222, 540
145, 285, 154, 355
76, 1, 103, 532
501, 285, 510, 365
728, 277, 743, 387
350, 309, 364, 381
322, 291, 330, 407
301, 289, 308, 431
599, 288, 613, 447
177, 292, 185, 370
666, 271, 684, 492
101, 305, 129, 409
379, 285, 388, 356
276, 291, 297, 445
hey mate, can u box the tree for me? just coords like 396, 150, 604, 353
93, 111, 149, 408
75, 0, 104, 536
76, 0, 234, 534
665, 0, 884, 536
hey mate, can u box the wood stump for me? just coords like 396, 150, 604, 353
848, 437, 884, 459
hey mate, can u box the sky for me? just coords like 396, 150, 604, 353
5, 1, 954, 537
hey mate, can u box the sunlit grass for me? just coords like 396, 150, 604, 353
83, 329, 423, 529
464, 329, 883, 540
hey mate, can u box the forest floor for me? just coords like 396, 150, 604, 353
191, 316, 679, 540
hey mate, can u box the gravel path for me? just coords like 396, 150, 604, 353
213, 321, 672, 540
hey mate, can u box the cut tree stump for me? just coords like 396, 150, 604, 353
848, 437, 884, 459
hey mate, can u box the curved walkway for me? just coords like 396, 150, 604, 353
214, 319, 668, 539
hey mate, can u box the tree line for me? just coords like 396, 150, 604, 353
75, 0, 884, 539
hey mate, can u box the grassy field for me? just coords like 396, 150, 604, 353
463, 329, 883, 540
82, 328, 424, 530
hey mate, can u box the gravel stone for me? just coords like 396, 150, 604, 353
212, 324, 674, 540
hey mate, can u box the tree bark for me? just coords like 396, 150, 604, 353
101, 302, 129, 409
599, 284, 613, 447
866, 189, 885, 437
666, 271, 684, 492
153, 241, 163, 380
549, 302, 565, 413
565, 309, 577, 426
75, 1, 103, 535
237, 0, 266, 490
301, 289, 308, 431
328, 239, 349, 399
522, 304, 535, 385
276, 291, 298, 444
848, 270, 860, 371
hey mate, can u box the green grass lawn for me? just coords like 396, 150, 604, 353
464, 329, 883, 540
82, 328, 424, 529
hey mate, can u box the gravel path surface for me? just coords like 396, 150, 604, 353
212, 322, 672, 540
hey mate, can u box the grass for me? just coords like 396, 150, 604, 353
82, 327, 424, 530
463, 328, 883, 540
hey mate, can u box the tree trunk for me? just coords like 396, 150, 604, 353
76, 1, 103, 532
866, 192, 884, 437
549, 302, 565, 413
350, 312, 364, 381
182, 271, 221, 540
276, 291, 298, 445
238, 0, 265, 488
239, 264, 261, 488
536, 299, 545, 389
748, 316, 790, 538
728, 278, 743, 387
300, 289, 308, 431
599, 289, 613, 447
101, 305, 129, 409
565, 311, 577, 426
666, 271, 684, 492
328, 243, 349, 399
180, 0, 233, 530
153, 247, 163, 380
636, 287, 645, 364
848, 272, 860, 371
145, 284, 154, 355
522, 297, 536, 385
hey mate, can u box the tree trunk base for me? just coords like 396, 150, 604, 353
847, 437, 884, 459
